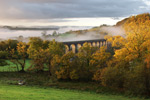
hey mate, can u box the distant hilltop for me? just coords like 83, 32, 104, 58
1, 26, 59, 31
116, 13, 150, 26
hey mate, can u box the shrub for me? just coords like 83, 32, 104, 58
124, 65, 150, 95
93, 69, 102, 81
101, 66, 125, 89
70, 70, 79, 80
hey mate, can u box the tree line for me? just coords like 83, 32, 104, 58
0, 13, 150, 96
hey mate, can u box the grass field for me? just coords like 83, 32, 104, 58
0, 60, 32, 72
0, 64, 150, 100
0, 84, 148, 100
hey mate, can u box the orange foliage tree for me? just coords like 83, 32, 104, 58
105, 13, 150, 68
101, 13, 150, 93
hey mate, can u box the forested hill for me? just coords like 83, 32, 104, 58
66, 13, 150, 37
116, 13, 150, 26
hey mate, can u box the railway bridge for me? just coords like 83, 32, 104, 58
62, 39, 111, 53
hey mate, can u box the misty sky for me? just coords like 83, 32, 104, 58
0, 0, 149, 26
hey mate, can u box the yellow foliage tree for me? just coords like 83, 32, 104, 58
90, 46, 111, 81
27, 37, 48, 71
90, 46, 111, 68
100, 13, 150, 93
9, 42, 27, 72
54, 51, 79, 80
77, 42, 98, 80
105, 13, 150, 68
27, 38, 65, 74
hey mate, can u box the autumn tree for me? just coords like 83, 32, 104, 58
0, 39, 19, 51
54, 51, 78, 80
5, 39, 19, 51
47, 39, 65, 75
27, 37, 49, 71
101, 13, 150, 94
0, 41, 7, 51
78, 42, 98, 67
104, 14, 150, 68
8, 42, 27, 72
77, 42, 98, 80
90, 46, 111, 81
53, 42, 101, 81
105, 13, 150, 68
27, 38, 65, 75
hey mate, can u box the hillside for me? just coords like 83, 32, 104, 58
62, 13, 150, 39
116, 13, 150, 26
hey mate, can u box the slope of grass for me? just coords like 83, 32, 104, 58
0, 84, 148, 100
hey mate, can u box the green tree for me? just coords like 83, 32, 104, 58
0, 51, 8, 66
52, 31, 57, 36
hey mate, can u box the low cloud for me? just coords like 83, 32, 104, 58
52, 32, 105, 42
100, 26, 125, 36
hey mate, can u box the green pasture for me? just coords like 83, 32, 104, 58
0, 60, 31, 72
0, 84, 148, 100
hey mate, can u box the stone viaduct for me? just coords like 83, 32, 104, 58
62, 39, 111, 53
